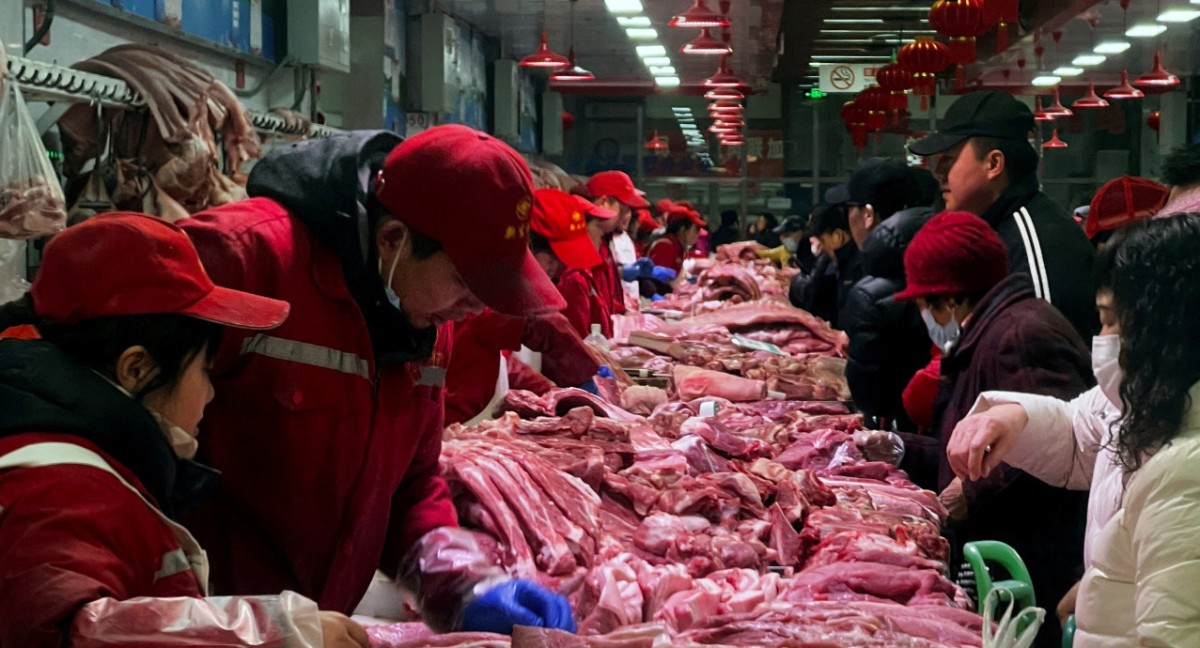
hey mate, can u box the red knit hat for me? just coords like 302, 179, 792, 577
894, 211, 1009, 301
1086, 176, 1168, 239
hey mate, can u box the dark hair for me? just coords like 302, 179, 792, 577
759, 212, 778, 229
720, 210, 738, 227
1093, 226, 1126, 291
971, 137, 1038, 183
667, 219, 697, 236
926, 290, 988, 312
0, 293, 223, 400
529, 231, 554, 256
368, 195, 444, 261
1160, 144, 1200, 189
1111, 214, 1200, 472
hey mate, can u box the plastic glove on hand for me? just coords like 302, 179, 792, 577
577, 379, 600, 396
461, 580, 576, 636
596, 366, 615, 380
651, 266, 677, 282
651, 294, 665, 302
634, 258, 655, 278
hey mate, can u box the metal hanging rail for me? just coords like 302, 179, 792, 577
3, 54, 340, 139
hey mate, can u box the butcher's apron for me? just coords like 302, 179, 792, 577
0, 442, 210, 593
465, 355, 510, 427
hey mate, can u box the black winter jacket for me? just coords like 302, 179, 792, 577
979, 174, 1098, 339
841, 207, 933, 431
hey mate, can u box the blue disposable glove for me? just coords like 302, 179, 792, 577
651, 294, 665, 302
461, 580, 576, 635
634, 258, 655, 278
578, 378, 600, 395
621, 264, 641, 282
651, 266, 677, 282
597, 366, 615, 380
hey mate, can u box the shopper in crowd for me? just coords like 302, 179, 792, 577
0, 214, 375, 647
894, 211, 1092, 647
909, 90, 1097, 338
648, 204, 706, 275
587, 171, 648, 309
789, 201, 860, 328
1157, 143, 1200, 215
757, 215, 807, 269
710, 209, 741, 248
836, 158, 933, 431
177, 128, 575, 635
1083, 176, 1167, 247
947, 215, 1200, 646
751, 212, 782, 248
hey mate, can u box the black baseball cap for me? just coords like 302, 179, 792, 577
774, 215, 807, 234
908, 91, 1035, 157
805, 202, 850, 237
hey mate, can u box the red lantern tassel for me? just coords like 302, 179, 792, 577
996, 22, 1010, 53
949, 38, 976, 66
921, 95, 930, 112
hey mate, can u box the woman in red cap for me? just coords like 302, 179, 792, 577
531, 188, 613, 338
0, 213, 369, 647
648, 205, 706, 275
893, 211, 1092, 647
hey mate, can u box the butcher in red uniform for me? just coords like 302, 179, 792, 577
648, 204, 706, 274
178, 127, 575, 636
531, 188, 616, 338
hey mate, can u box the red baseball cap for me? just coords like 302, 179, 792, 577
586, 171, 649, 208
532, 189, 603, 270
655, 199, 676, 216
31, 212, 289, 329
894, 211, 1008, 301
573, 194, 617, 220
667, 205, 707, 229
1086, 175, 1168, 239
374, 124, 565, 316
636, 209, 659, 233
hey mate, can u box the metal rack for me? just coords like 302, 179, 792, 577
3, 54, 341, 139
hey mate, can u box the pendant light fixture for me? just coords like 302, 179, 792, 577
1073, 83, 1109, 108
681, 28, 733, 55
709, 123, 739, 134
669, 0, 730, 29
702, 56, 743, 88
1103, 69, 1143, 99
1034, 97, 1055, 121
705, 87, 744, 101
644, 131, 669, 150
708, 100, 743, 113
521, 31, 570, 68
1046, 86, 1073, 117
551, 1, 594, 81
1043, 129, 1068, 148
1135, 52, 1180, 92
714, 117, 745, 128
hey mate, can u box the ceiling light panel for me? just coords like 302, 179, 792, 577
1031, 75, 1063, 86
1094, 41, 1132, 54
1159, 8, 1200, 21
1125, 23, 1168, 37
636, 45, 667, 57
649, 66, 676, 75
1053, 66, 1084, 76
1073, 54, 1106, 66
655, 76, 681, 87
823, 18, 885, 24
617, 16, 652, 27
626, 28, 659, 39
605, 0, 644, 14
642, 56, 672, 66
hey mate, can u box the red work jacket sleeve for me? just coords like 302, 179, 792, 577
556, 270, 595, 339
444, 312, 527, 426
507, 356, 555, 395
648, 237, 681, 273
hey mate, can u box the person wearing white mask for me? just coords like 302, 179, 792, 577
894, 211, 1094, 648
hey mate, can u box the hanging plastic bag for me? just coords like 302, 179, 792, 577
0, 66, 68, 239
981, 586, 1045, 648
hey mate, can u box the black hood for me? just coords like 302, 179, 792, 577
0, 339, 218, 518
979, 173, 1039, 229
247, 131, 435, 364
860, 207, 933, 279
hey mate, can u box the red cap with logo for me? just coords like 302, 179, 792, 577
667, 204, 707, 229
375, 124, 565, 316
636, 209, 659, 234
586, 171, 649, 208
1086, 175, 1168, 239
31, 212, 290, 329
532, 189, 603, 270
572, 194, 617, 220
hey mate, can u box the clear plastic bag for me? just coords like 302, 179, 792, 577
0, 72, 67, 239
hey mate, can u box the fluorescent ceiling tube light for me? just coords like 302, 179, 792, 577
1094, 41, 1132, 54
626, 28, 659, 39
605, 0, 644, 14
642, 56, 673, 66
649, 66, 677, 75
655, 76, 681, 87
811, 55, 892, 61
617, 16, 652, 27
1126, 23, 1168, 37
636, 45, 667, 57
1072, 54, 1106, 66
1053, 66, 1084, 76
1158, 8, 1200, 21
823, 18, 884, 23
1031, 75, 1063, 87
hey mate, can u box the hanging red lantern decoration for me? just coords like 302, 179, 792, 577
1147, 110, 1161, 132
983, 0, 1019, 52
562, 111, 575, 131
929, 0, 990, 71
841, 100, 870, 152
858, 86, 891, 138
875, 63, 915, 122
898, 37, 951, 110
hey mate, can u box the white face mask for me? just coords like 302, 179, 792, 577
379, 238, 405, 311
810, 241, 821, 257
782, 237, 800, 253
147, 408, 199, 460
921, 307, 961, 353
1092, 334, 1123, 411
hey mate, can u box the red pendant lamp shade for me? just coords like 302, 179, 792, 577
1104, 69, 1143, 100
520, 31, 570, 68
644, 131, 669, 151
1135, 52, 1180, 94
715, 117, 745, 128
1034, 97, 1054, 121
551, 49, 595, 81
669, 0, 731, 28
703, 57, 743, 88
898, 37, 951, 109
708, 100, 743, 113
1046, 86, 1073, 117
709, 123, 738, 134
1043, 129, 1068, 148
682, 28, 733, 56
1073, 83, 1109, 108
705, 88, 745, 101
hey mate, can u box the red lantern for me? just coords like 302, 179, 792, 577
898, 37, 951, 110
875, 63, 915, 120
1148, 110, 1161, 132
841, 100, 869, 152
930, 0, 990, 66
561, 111, 575, 132
858, 86, 891, 137
983, 0, 1019, 52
